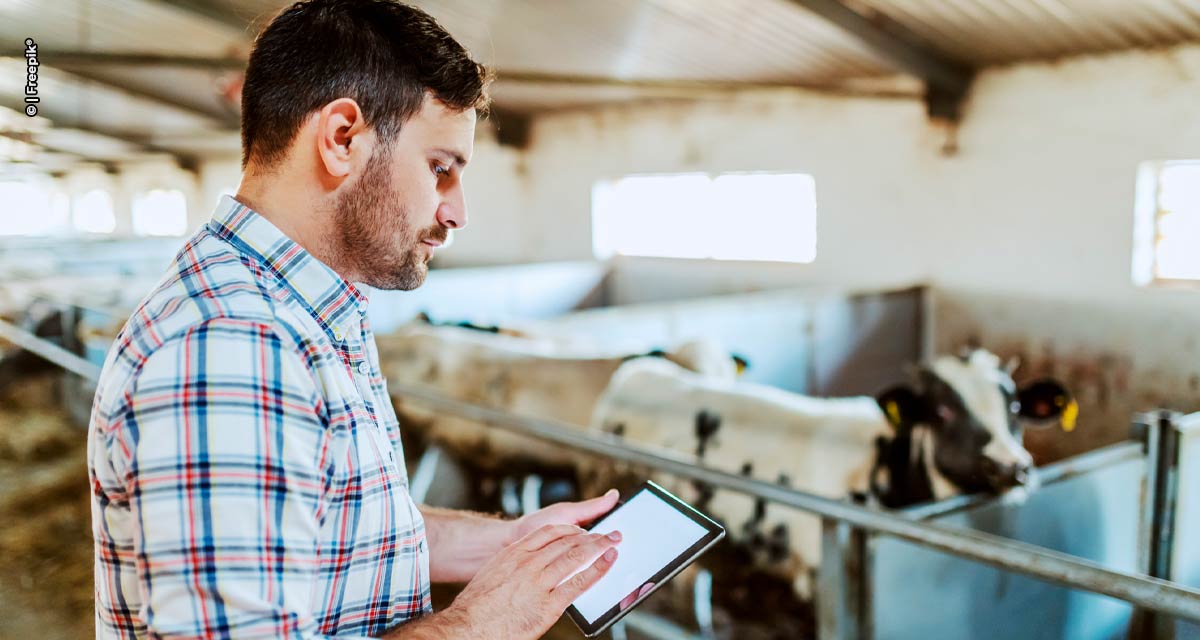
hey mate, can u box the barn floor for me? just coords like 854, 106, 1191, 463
0, 375, 94, 640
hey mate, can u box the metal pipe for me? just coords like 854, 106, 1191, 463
901, 440, 1146, 520
8, 320, 1198, 622
0, 317, 102, 381
390, 382, 1200, 622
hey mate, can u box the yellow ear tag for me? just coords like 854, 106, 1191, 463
736, 361, 747, 376
1061, 399, 1079, 433
885, 400, 902, 426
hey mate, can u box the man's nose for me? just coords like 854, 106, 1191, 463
436, 188, 467, 230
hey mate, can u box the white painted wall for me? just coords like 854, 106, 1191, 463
196, 156, 241, 230
436, 126, 535, 266
516, 45, 1200, 299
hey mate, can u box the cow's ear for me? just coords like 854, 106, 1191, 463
876, 386, 927, 429
1018, 379, 1078, 432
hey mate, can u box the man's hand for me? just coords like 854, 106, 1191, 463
420, 489, 620, 584
444, 524, 622, 638
510, 488, 620, 543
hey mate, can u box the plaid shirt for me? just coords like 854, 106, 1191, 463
88, 196, 431, 639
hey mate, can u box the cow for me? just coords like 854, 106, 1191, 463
375, 320, 746, 470
586, 349, 1075, 598
411, 310, 533, 338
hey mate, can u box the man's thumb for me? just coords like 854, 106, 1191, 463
573, 488, 619, 522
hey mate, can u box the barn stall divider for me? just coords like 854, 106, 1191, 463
518, 284, 926, 397
1149, 410, 1200, 640
386, 381, 1200, 640
829, 422, 1162, 640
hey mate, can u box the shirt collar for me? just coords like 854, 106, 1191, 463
208, 195, 367, 342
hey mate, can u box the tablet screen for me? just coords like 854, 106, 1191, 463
567, 482, 723, 631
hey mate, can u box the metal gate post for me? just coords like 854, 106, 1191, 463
1135, 411, 1182, 640
819, 517, 870, 640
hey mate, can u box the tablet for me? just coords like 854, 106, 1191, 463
565, 480, 725, 638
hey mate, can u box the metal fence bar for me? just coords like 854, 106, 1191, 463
1137, 411, 1185, 640
0, 317, 101, 381
7, 317, 1200, 624
901, 440, 1145, 521
817, 518, 867, 640
389, 382, 1200, 623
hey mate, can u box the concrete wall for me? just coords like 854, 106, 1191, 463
517, 45, 1200, 294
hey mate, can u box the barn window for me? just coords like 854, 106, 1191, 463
0, 179, 68, 236
1134, 161, 1200, 286
591, 172, 817, 263
72, 188, 116, 234
132, 188, 189, 236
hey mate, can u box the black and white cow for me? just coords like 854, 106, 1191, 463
375, 320, 745, 469
587, 349, 1074, 597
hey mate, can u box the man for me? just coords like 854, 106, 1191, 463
88, 1, 621, 637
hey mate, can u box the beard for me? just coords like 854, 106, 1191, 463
332, 147, 447, 291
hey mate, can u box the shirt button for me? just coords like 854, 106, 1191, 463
357, 361, 369, 375
332, 328, 344, 342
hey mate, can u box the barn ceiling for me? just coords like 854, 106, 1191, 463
1, 0, 1197, 168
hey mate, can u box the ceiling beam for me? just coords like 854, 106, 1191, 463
0, 129, 96, 166
45, 52, 246, 71
40, 52, 921, 99
496, 70, 918, 97
151, 0, 263, 33
778, 0, 974, 118
0, 96, 199, 168
34, 63, 240, 129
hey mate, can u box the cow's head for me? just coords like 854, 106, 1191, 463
875, 350, 1075, 502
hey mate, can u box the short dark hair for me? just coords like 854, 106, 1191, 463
240, 0, 492, 168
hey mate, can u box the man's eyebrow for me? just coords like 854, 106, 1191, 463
433, 148, 467, 168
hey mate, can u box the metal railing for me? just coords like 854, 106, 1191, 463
0, 317, 101, 380
4, 317, 1199, 626
387, 382, 1200, 624
901, 438, 1146, 521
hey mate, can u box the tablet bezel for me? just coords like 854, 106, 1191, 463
564, 480, 726, 638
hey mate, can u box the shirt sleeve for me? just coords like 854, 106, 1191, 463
113, 317, 366, 639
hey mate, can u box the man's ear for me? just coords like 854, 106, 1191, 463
315, 97, 370, 180
1018, 379, 1078, 432
876, 385, 928, 430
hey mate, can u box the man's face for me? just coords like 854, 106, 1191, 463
333, 95, 475, 290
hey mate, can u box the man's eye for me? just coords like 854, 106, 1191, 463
432, 163, 449, 177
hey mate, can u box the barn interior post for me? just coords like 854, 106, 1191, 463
1133, 410, 1183, 640
817, 518, 869, 640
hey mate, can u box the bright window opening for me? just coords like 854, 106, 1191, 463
0, 180, 68, 236
73, 188, 116, 234
592, 172, 817, 263
1134, 161, 1200, 285
132, 188, 189, 236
